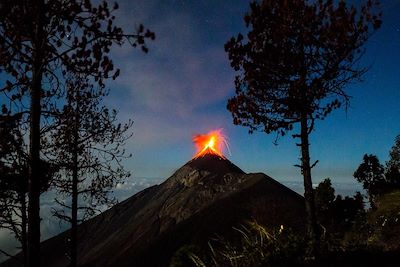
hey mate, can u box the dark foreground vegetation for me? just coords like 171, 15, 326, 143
171, 189, 400, 267
170, 136, 400, 266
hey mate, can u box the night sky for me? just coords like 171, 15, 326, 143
105, 0, 400, 183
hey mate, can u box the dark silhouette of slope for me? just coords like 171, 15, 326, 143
186, 154, 244, 174
2, 154, 305, 267
111, 173, 305, 267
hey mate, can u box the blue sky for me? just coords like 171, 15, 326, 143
102, 0, 400, 183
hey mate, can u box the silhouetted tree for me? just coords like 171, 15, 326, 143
225, 0, 381, 256
0, 115, 55, 266
385, 166, 400, 189
0, 115, 26, 262
315, 178, 335, 217
385, 135, 400, 189
314, 178, 365, 246
387, 135, 400, 168
49, 74, 132, 267
0, 1, 154, 265
354, 154, 385, 208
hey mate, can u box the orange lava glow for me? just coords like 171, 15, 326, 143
192, 130, 226, 159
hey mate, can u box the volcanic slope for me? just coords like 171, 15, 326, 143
3, 154, 306, 267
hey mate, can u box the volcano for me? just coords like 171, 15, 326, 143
3, 154, 305, 267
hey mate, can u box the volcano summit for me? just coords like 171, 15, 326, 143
3, 147, 306, 267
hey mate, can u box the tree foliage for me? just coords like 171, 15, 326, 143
314, 178, 365, 249
387, 135, 400, 169
226, 0, 382, 136
51, 74, 132, 218
0, 0, 154, 95
353, 136, 400, 209
0, 0, 154, 265
385, 135, 400, 189
49, 74, 132, 265
315, 178, 335, 215
225, 0, 381, 256
354, 154, 386, 207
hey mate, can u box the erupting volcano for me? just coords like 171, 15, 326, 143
2, 131, 306, 267
192, 129, 227, 159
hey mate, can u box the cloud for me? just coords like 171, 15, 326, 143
111, 3, 233, 112
100, 1, 238, 168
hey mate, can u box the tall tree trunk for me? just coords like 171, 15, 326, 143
28, 65, 41, 266
300, 113, 319, 258
20, 193, 27, 267
28, 0, 44, 266
70, 94, 80, 267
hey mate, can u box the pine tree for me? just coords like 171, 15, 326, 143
0, 1, 153, 265
49, 74, 132, 266
354, 154, 385, 208
225, 0, 381, 257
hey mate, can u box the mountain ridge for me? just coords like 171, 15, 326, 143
2, 154, 306, 267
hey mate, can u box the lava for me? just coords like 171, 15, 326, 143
192, 130, 227, 159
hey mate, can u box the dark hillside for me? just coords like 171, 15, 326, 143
2, 155, 305, 267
